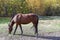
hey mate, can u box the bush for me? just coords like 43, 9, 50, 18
0, 0, 60, 16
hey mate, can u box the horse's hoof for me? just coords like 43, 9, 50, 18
35, 33, 38, 38
21, 33, 23, 35
13, 33, 15, 35
9, 32, 11, 34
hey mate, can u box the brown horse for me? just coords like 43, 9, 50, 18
8, 13, 39, 36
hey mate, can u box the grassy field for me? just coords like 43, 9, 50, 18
0, 17, 10, 23
0, 17, 60, 40
0, 17, 60, 34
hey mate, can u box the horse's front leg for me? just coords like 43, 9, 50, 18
13, 24, 18, 35
19, 25, 23, 35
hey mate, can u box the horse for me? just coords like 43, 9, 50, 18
8, 13, 39, 36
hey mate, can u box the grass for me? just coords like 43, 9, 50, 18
0, 17, 60, 40
0, 16, 60, 35
0, 17, 10, 23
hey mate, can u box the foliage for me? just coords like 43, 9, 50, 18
0, 0, 60, 16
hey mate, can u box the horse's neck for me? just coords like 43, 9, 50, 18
10, 20, 14, 26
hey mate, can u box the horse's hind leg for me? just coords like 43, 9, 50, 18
13, 24, 18, 35
19, 25, 23, 35
35, 24, 38, 34
33, 23, 38, 37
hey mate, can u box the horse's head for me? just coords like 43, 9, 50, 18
8, 22, 13, 34
8, 20, 15, 34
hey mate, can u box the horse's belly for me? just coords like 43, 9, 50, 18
20, 18, 31, 24
21, 22, 31, 24
20, 21, 30, 24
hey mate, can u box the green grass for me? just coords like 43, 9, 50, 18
0, 17, 10, 23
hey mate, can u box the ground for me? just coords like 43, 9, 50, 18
0, 16, 60, 40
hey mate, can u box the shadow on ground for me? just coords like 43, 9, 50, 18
14, 34, 60, 40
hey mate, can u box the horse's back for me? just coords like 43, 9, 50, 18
12, 13, 38, 24
21, 13, 38, 23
